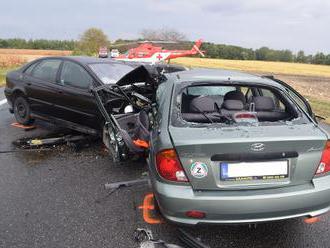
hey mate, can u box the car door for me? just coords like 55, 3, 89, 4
23, 59, 62, 115
52, 60, 100, 130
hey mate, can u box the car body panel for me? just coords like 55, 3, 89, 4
169, 124, 326, 190
146, 68, 330, 225
152, 175, 330, 225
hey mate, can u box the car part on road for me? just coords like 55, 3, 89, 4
10, 122, 36, 130
134, 228, 183, 248
139, 193, 164, 224
104, 178, 150, 190
13, 134, 93, 149
304, 216, 321, 224
178, 229, 210, 248
0, 148, 52, 154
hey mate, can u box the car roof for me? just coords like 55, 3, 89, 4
38, 56, 131, 66
172, 68, 284, 89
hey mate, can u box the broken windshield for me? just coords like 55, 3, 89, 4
89, 63, 135, 84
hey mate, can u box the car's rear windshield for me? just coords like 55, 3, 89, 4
89, 63, 134, 84
171, 83, 308, 127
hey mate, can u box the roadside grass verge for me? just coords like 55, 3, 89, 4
173, 57, 330, 78
0, 67, 11, 87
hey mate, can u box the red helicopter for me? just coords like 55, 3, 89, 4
109, 39, 205, 63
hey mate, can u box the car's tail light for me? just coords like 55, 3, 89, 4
156, 149, 189, 182
185, 210, 206, 219
315, 141, 330, 176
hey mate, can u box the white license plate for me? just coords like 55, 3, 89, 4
220, 161, 288, 181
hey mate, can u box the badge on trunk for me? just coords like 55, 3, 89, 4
190, 162, 208, 178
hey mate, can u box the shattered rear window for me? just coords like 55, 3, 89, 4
171, 82, 309, 128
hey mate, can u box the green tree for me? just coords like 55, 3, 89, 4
296, 50, 307, 63
312, 52, 326, 64
76, 28, 109, 55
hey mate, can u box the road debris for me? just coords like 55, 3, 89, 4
13, 134, 94, 150
104, 178, 150, 190
134, 228, 183, 248
139, 193, 164, 224
178, 228, 210, 248
11, 122, 36, 130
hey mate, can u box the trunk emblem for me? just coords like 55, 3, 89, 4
190, 162, 208, 178
250, 143, 265, 152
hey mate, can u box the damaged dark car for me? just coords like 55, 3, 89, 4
4, 56, 184, 135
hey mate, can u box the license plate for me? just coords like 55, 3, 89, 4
220, 161, 288, 181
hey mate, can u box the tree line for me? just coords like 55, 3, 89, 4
1, 32, 330, 65
201, 42, 330, 65
0, 38, 75, 50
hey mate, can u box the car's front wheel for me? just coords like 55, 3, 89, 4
13, 96, 34, 125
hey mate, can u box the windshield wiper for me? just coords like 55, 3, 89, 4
214, 102, 235, 124
191, 105, 214, 123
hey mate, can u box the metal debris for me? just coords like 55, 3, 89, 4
104, 178, 150, 190
178, 228, 210, 248
134, 228, 183, 248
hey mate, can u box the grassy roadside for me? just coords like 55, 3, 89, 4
0, 67, 11, 87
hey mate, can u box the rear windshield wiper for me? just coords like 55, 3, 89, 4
191, 105, 214, 123
214, 102, 235, 124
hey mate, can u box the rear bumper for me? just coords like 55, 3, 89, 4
152, 176, 330, 225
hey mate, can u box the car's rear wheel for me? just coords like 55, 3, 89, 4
13, 96, 34, 125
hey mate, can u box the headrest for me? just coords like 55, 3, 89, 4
222, 100, 244, 110
189, 96, 215, 113
224, 90, 246, 104
253, 96, 275, 111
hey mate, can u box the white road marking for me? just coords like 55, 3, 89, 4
0, 99, 7, 105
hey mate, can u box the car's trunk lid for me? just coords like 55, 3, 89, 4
169, 124, 327, 190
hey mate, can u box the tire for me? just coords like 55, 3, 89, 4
13, 96, 34, 125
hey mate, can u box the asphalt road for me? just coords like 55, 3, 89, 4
1, 87, 330, 248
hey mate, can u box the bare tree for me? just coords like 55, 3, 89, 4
140, 28, 187, 41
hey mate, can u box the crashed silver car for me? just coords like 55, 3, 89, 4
98, 68, 330, 225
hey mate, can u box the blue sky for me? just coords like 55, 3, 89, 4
1, 0, 330, 54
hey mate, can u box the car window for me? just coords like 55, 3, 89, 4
31, 60, 61, 82
24, 62, 40, 75
260, 88, 285, 110
89, 63, 134, 84
187, 86, 236, 96
286, 88, 311, 115
60, 61, 93, 89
